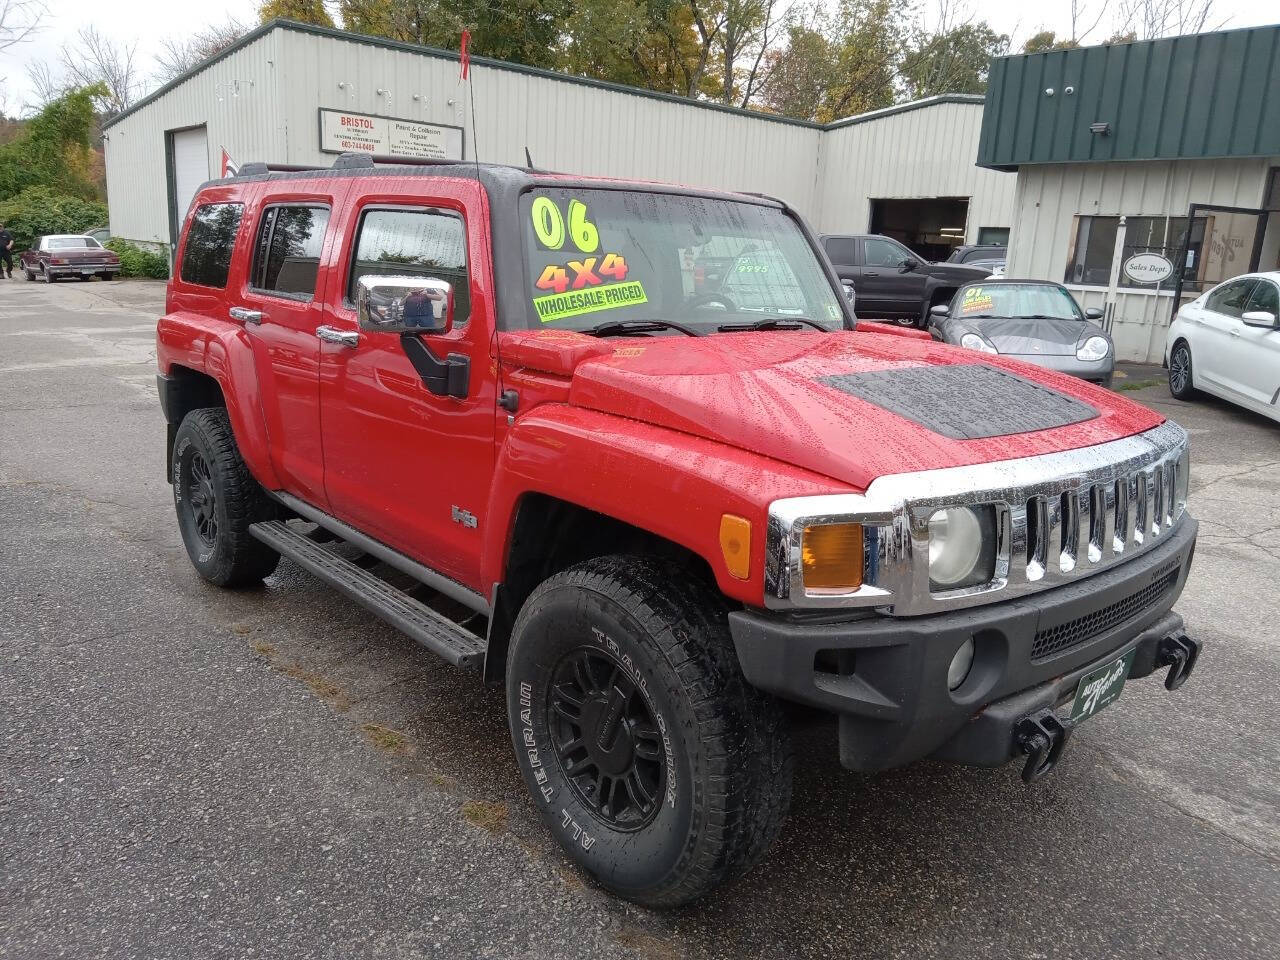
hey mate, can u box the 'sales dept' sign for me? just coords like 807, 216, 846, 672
318, 109, 464, 160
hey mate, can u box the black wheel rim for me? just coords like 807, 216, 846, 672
187, 452, 218, 547
1170, 347, 1189, 393
548, 648, 666, 831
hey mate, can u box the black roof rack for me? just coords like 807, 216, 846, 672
235, 160, 327, 176
232, 152, 470, 179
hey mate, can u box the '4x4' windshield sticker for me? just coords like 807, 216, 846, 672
529, 195, 648, 324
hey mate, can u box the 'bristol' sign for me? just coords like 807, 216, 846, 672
318, 109, 464, 161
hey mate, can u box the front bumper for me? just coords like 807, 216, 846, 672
1001, 351, 1114, 384
731, 515, 1197, 773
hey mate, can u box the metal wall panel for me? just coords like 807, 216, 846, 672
273, 30, 823, 216
980, 26, 1280, 169
1006, 156, 1279, 362
104, 32, 284, 246
816, 101, 1016, 242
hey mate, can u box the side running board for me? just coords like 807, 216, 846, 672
249, 520, 486, 671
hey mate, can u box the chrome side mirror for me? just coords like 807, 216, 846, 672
841, 279, 856, 303
1242, 310, 1277, 329
356, 275, 454, 335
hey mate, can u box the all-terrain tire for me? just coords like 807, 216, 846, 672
172, 407, 280, 587
506, 555, 792, 907
1168, 341, 1197, 400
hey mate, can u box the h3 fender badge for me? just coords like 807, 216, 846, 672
451, 505, 478, 529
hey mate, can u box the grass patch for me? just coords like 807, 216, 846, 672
1116, 377, 1163, 392
461, 799, 509, 834
360, 723, 409, 753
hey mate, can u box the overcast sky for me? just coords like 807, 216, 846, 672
1, 0, 1277, 116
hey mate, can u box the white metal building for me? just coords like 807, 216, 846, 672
102, 20, 1014, 260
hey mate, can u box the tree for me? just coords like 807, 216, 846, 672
1021, 30, 1078, 54
0, 85, 105, 202
900, 21, 1008, 98
820, 0, 909, 121
1115, 0, 1223, 40
26, 26, 140, 114
154, 19, 250, 82
758, 22, 836, 120
259, 0, 335, 26
0, 0, 44, 53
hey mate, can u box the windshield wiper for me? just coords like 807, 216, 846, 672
1011, 314, 1072, 320
584, 319, 702, 338
716, 317, 830, 333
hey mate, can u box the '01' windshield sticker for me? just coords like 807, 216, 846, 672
961, 287, 993, 314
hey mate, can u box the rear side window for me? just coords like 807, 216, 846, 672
181, 203, 243, 289
252, 205, 330, 298
348, 208, 470, 323
823, 237, 858, 265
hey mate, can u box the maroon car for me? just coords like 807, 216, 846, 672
20, 234, 120, 282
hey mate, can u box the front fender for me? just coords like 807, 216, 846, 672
157, 312, 281, 490
481, 404, 852, 606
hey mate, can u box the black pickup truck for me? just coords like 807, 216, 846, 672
821, 234, 992, 327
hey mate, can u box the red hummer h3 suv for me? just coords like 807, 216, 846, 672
157, 153, 1201, 906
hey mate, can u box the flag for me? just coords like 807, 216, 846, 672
220, 148, 238, 178
460, 29, 470, 80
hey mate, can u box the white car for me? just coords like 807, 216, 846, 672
1165, 271, 1280, 421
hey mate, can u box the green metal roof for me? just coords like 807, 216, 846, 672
978, 25, 1280, 170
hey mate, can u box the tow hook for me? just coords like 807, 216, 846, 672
1014, 709, 1072, 784
1156, 633, 1202, 691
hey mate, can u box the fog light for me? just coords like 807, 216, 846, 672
948, 638, 975, 690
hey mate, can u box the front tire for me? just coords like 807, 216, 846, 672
172, 407, 279, 587
506, 556, 792, 907
1169, 341, 1197, 400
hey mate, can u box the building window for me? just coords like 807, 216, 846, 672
976, 227, 1009, 246
1065, 216, 1118, 286
180, 203, 243, 289
347, 207, 470, 323
252, 205, 330, 299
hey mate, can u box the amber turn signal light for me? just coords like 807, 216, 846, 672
719, 514, 752, 580
801, 522, 864, 591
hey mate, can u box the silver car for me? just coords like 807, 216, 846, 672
928, 280, 1114, 388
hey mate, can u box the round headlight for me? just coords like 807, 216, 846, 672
1076, 335, 1110, 361
960, 332, 998, 354
928, 507, 984, 588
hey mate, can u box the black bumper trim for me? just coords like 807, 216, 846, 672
730, 516, 1198, 772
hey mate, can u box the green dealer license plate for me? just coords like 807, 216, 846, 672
1069, 650, 1136, 724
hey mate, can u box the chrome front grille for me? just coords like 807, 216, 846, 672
766, 421, 1191, 615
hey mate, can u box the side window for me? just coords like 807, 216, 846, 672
251, 205, 330, 299
864, 237, 909, 268
823, 237, 858, 265
181, 202, 244, 289
348, 207, 470, 324
1206, 279, 1257, 319
1244, 280, 1279, 316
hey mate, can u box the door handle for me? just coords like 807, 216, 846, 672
229, 306, 263, 325
316, 325, 359, 348
1230, 327, 1241, 337
864, 272, 880, 278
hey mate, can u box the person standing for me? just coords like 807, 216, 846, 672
0, 222, 13, 279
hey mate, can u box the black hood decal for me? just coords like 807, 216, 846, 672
819, 364, 1098, 440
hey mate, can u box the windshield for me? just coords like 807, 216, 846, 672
48, 237, 102, 249
519, 188, 845, 332
957, 283, 1083, 321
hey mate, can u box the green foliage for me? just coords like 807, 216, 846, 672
105, 238, 170, 279
900, 22, 1009, 99
0, 86, 106, 203
259, 0, 335, 26
0, 187, 108, 250
1021, 31, 1080, 54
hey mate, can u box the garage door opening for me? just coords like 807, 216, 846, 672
869, 198, 969, 261
166, 125, 209, 261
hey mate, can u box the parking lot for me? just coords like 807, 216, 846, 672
1, 278, 1277, 959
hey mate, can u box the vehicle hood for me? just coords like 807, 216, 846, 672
926, 262, 992, 282
500, 330, 1162, 491
969, 316, 1092, 356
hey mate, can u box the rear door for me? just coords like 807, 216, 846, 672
235, 183, 348, 506
1196, 278, 1258, 397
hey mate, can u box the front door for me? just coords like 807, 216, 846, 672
1228, 276, 1280, 408
317, 182, 497, 590
860, 236, 927, 317
1194, 277, 1258, 397
237, 186, 347, 507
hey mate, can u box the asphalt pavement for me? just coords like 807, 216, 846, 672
1, 278, 1277, 959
